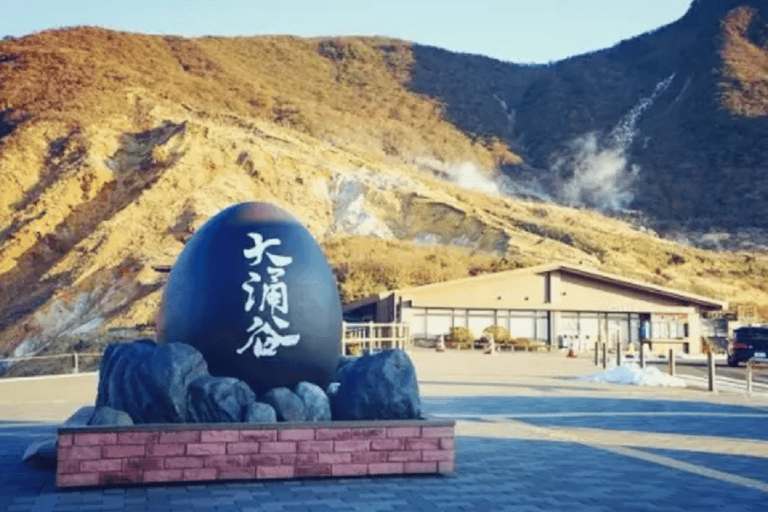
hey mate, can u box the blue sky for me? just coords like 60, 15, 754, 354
3, 0, 693, 64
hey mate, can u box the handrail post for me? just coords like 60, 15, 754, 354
73, 352, 79, 374
708, 350, 716, 392
668, 349, 675, 376
747, 360, 753, 394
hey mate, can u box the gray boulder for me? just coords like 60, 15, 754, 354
95, 339, 209, 423
66, 406, 96, 426
88, 406, 134, 426
262, 387, 307, 422
295, 382, 331, 422
23, 406, 97, 468
186, 375, 258, 423
22, 436, 57, 468
335, 356, 357, 381
331, 349, 421, 420
246, 402, 278, 423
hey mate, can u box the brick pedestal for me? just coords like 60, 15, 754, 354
56, 419, 454, 487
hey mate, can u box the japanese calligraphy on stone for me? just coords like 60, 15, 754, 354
237, 232, 300, 357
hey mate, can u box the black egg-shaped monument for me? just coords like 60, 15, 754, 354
157, 202, 342, 395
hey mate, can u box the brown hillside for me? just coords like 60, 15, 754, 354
1, 22, 768, 362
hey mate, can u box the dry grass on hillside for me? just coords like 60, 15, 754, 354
719, 6, 768, 116
322, 236, 539, 303
0, 28, 511, 168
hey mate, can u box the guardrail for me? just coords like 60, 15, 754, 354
342, 322, 411, 356
0, 352, 103, 375
1, 324, 414, 378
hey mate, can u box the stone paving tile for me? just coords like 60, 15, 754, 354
424, 396, 768, 440
423, 396, 768, 415
4, 397, 768, 511
517, 414, 768, 439
641, 448, 768, 483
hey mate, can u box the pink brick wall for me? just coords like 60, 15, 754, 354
57, 421, 454, 487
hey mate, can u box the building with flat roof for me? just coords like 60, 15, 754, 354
342, 264, 727, 354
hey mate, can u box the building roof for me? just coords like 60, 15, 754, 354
342, 263, 727, 312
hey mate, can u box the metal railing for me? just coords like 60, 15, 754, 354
342, 322, 411, 355
0, 352, 103, 376
1, 323, 413, 377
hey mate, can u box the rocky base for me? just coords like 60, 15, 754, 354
56, 420, 455, 487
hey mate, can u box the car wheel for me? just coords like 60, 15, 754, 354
727, 355, 739, 367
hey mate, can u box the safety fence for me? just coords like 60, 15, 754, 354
1, 324, 414, 377
0, 352, 103, 377
342, 322, 411, 356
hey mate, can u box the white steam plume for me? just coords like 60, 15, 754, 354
416, 158, 502, 195
554, 74, 675, 211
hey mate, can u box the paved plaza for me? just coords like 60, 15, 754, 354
2, 349, 768, 511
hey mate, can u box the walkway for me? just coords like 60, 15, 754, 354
2, 349, 767, 511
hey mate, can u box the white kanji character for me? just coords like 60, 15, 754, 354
236, 316, 300, 357
267, 266, 286, 282
243, 233, 281, 265
241, 271, 262, 312
266, 252, 293, 268
259, 281, 289, 316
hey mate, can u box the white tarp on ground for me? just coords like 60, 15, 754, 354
580, 364, 686, 387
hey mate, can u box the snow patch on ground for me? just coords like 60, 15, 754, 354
580, 364, 686, 387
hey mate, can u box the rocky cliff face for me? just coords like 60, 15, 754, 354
2, 1, 768, 358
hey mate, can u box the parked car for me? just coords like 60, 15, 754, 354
727, 326, 768, 367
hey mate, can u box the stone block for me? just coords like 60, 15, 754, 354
74, 433, 117, 446
240, 429, 277, 442
315, 427, 352, 440
201, 430, 239, 443
406, 438, 440, 451
297, 440, 334, 453
318, 452, 352, 464
103, 445, 145, 458
334, 440, 370, 452
331, 463, 367, 476
260, 441, 297, 454
80, 459, 123, 473
256, 465, 295, 479
144, 469, 184, 482
204, 454, 244, 469
368, 462, 404, 475
226, 442, 261, 455
183, 468, 218, 481
351, 451, 387, 464
387, 426, 421, 438
146, 443, 185, 456
117, 432, 158, 444
404, 461, 438, 474
387, 450, 423, 462
295, 464, 332, 477
371, 438, 404, 451
187, 443, 226, 455
164, 456, 205, 469
278, 428, 315, 441
159, 430, 201, 444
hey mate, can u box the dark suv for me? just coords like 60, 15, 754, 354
727, 326, 768, 367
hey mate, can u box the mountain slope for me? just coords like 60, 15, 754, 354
411, 0, 768, 230
2, 2, 768, 360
